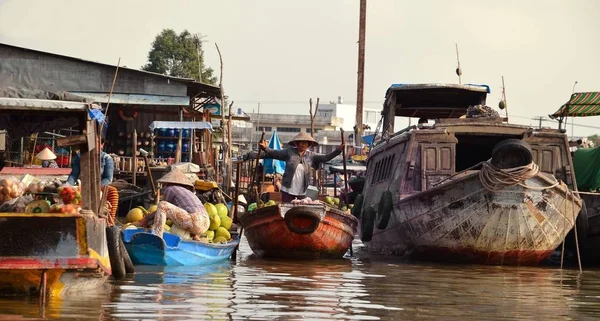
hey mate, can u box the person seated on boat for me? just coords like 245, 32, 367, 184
67, 138, 114, 186
417, 117, 429, 129
254, 132, 344, 203
135, 168, 210, 240
36, 147, 59, 168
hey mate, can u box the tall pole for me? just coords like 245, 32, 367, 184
571, 81, 578, 140
355, 0, 366, 152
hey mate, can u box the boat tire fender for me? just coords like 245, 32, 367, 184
352, 194, 364, 219
377, 191, 393, 230
491, 139, 533, 169
577, 199, 589, 240
284, 207, 322, 234
106, 226, 127, 280
119, 237, 135, 274
361, 205, 376, 242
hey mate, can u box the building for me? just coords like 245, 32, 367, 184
0, 42, 221, 177
232, 96, 381, 154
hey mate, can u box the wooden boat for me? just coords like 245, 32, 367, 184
238, 203, 358, 259
122, 228, 239, 266
0, 93, 112, 297
357, 83, 582, 265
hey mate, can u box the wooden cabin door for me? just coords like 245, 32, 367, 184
420, 143, 455, 191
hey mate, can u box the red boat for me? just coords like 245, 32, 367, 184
238, 203, 358, 259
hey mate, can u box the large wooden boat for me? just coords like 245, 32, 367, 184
238, 203, 358, 259
0, 94, 112, 296
357, 84, 582, 265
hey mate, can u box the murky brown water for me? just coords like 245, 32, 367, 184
2, 240, 600, 320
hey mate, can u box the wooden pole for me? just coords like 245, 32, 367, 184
103, 57, 121, 123
355, 0, 367, 151
455, 43, 462, 85
132, 130, 137, 186
227, 101, 235, 194
215, 43, 227, 189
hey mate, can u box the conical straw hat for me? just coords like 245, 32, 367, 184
35, 147, 57, 160
288, 132, 318, 146
157, 168, 194, 188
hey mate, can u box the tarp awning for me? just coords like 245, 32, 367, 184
149, 121, 213, 131
573, 146, 600, 190
550, 92, 600, 118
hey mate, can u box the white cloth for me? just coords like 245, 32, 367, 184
280, 163, 306, 196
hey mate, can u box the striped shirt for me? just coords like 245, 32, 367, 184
162, 185, 204, 213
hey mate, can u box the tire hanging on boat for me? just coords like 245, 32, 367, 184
361, 205, 376, 242
106, 226, 126, 280
119, 237, 135, 274
490, 139, 533, 169
352, 194, 364, 219
377, 191, 393, 230
284, 207, 322, 234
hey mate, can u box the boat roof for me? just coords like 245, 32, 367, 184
550, 92, 600, 119
385, 83, 490, 119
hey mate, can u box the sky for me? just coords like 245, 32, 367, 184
1, 0, 600, 136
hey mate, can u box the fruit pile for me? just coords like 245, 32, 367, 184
323, 196, 353, 214
125, 205, 158, 223
201, 202, 233, 244
0, 177, 25, 204
247, 199, 276, 212
50, 203, 79, 214
58, 186, 81, 205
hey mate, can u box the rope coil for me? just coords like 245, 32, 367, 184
479, 161, 559, 192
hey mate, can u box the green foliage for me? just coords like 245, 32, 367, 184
142, 29, 217, 84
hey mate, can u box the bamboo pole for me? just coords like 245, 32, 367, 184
227, 101, 235, 194
215, 43, 226, 189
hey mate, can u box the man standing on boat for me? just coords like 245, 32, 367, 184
255, 132, 344, 202
136, 168, 210, 240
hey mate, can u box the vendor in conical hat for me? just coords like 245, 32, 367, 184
36, 147, 59, 168
255, 132, 344, 202
136, 168, 209, 240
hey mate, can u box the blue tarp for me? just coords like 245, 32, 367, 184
264, 131, 285, 174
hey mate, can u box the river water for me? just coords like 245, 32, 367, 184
2, 240, 600, 321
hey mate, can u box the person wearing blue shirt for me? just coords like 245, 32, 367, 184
66, 138, 114, 186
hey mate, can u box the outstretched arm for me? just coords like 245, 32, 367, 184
312, 143, 345, 163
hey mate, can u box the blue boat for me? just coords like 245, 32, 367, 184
121, 228, 239, 266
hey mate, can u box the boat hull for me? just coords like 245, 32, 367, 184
122, 228, 239, 266
367, 172, 582, 265
239, 203, 358, 259
0, 214, 111, 297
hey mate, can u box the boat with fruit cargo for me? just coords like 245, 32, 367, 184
356, 83, 582, 265
121, 227, 239, 266
238, 200, 358, 259
0, 90, 113, 297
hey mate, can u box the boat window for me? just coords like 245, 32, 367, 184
371, 154, 396, 184
455, 134, 520, 172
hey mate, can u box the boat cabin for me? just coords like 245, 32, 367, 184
366, 84, 575, 199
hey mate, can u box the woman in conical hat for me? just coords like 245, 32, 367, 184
255, 132, 345, 202
36, 147, 59, 168
137, 168, 209, 240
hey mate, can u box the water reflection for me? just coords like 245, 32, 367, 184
2, 242, 600, 320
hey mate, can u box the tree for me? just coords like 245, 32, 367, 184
142, 29, 217, 84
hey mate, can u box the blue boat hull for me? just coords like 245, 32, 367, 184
121, 228, 239, 266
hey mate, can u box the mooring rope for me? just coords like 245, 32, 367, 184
479, 161, 559, 192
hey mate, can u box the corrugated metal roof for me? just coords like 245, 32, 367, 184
0, 97, 98, 111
